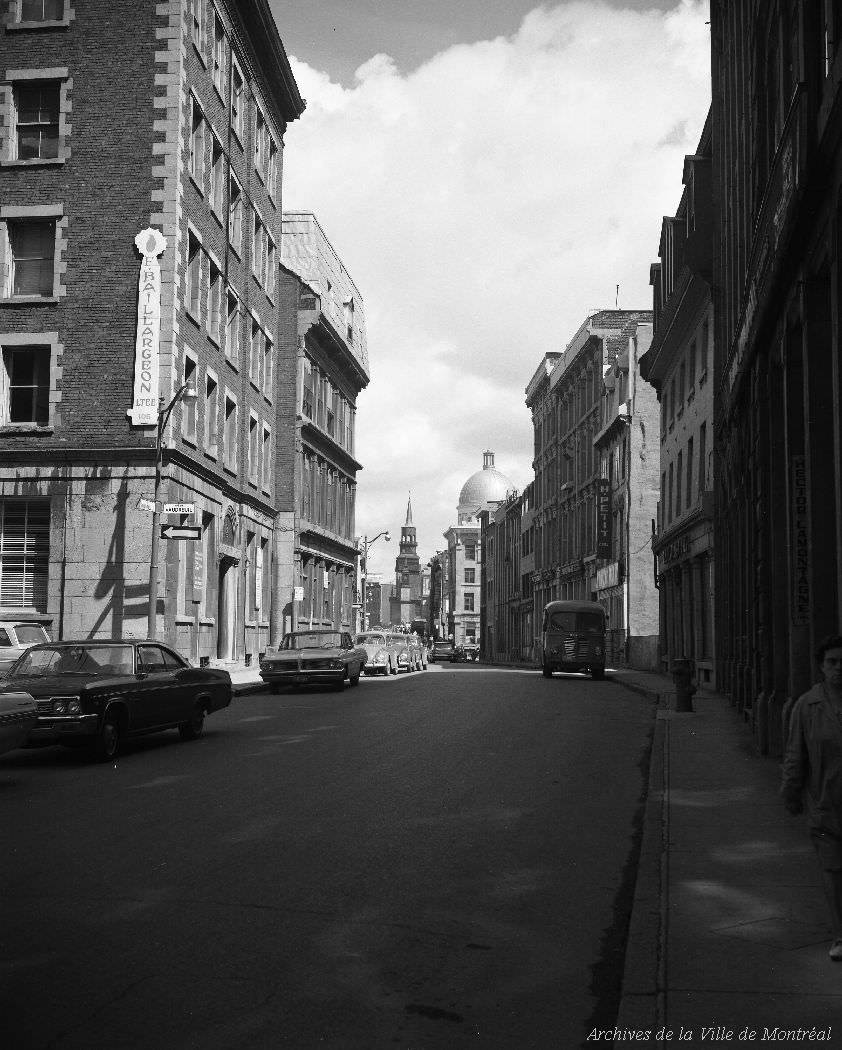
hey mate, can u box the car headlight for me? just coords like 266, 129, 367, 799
51, 697, 81, 714
330, 660, 343, 670
374, 650, 387, 663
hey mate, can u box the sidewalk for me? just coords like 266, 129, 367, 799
613, 669, 842, 1045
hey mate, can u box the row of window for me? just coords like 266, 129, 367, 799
185, 229, 274, 395
301, 358, 356, 455
190, 0, 281, 200
661, 422, 708, 530
297, 555, 355, 625
661, 320, 710, 434
299, 451, 356, 541
182, 354, 273, 492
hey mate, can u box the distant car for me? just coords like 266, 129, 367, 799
389, 633, 415, 673
454, 644, 480, 663
260, 630, 367, 692
355, 631, 400, 676
0, 689, 37, 758
408, 634, 428, 670
430, 640, 456, 663
0, 621, 51, 677
0, 640, 232, 762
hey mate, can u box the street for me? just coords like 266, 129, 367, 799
0, 666, 655, 1050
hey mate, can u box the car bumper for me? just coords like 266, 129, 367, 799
27, 713, 99, 744
260, 668, 344, 685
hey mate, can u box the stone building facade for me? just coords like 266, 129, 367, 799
526, 311, 656, 667
0, 0, 304, 661
640, 114, 716, 689
479, 486, 534, 664
709, 1, 842, 752
278, 212, 368, 639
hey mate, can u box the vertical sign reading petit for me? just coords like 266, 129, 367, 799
596, 477, 612, 559
127, 227, 167, 426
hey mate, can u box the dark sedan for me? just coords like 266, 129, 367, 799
0, 640, 232, 762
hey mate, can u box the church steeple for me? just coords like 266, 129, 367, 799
399, 492, 417, 556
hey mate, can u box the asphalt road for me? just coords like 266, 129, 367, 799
0, 664, 656, 1050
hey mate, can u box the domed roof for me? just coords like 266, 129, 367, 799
458, 452, 514, 516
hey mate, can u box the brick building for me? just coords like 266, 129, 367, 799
0, 0, 304, 661
526, 311, 658, 669
277, 212, 368, 639
709, 1, 842, 752
640, 114, 716, 689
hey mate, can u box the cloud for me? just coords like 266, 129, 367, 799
282, 0, 711, 580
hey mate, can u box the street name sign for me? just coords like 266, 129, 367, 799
161, 524, 202, 541
164, 502, 195, 515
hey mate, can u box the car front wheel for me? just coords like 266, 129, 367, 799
179, 702, 205, 740
94, 711, 121, 762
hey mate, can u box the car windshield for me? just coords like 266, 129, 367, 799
281, 632, 342, 650
13, 624, 49, 645
549, 610, 604, 634
357, 634, 385, 645
9, 644, 135, 677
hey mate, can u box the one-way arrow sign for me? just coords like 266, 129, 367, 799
160, 524, 202, 541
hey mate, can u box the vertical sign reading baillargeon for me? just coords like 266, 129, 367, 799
127, 227, 167, 426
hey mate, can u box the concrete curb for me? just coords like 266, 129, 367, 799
614, 706, 668, 1039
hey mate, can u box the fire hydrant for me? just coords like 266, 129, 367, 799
672, 656, 696, 713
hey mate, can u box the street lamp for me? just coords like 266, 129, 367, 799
360, 530, 390, 631
147, 381, 198, 639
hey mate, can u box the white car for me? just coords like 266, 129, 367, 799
0, 622, 51, 677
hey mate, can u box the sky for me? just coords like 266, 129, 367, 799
269, 0, 712, 582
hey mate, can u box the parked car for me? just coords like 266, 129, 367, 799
430, 640, 456, 663
408, 633, 428, 670
0, 621, 51, 677
0, 689, 37, 758
260, 630, 367, 692
0, 640, 232, 762
389, 632, 415, 673
355, 631, 399, 676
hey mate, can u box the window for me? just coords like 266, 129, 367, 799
189, 98, 206, 190
209, 134, 224, 217
464, 568, 475, 584
262, 334, 273, 398
252, 210, 265, 284
667, 463, 674, 524
18, 0, 64, 20
207, 258, 222, 345
231, 62, 245, 143
464, 592, 475, 612
1, 345, 50, 425
698, 422, 707, 494
223, 394, 237, 471
675, 451, 683, 518
302, 359, 314, 417
249, 317, 262, 387
262, 424, 272, 489
212, 7, 227, 97
4, 219, 56, 297
13, 82, 59, 160
254, 107, 267, 179
225, 289, 240, 364
686, 438, 694, 509
0, 499, 49, 610
228, 173, 242, 254
464, 544, 476, 561
204, 373, 218, 457
182, 356, 197, 442
267, 138, 280, 201
344, 297, 354, 342
191, 0, 206, 55
266, 236, 276, 299
186, 231, 202, 320
248, 413, 258, 484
